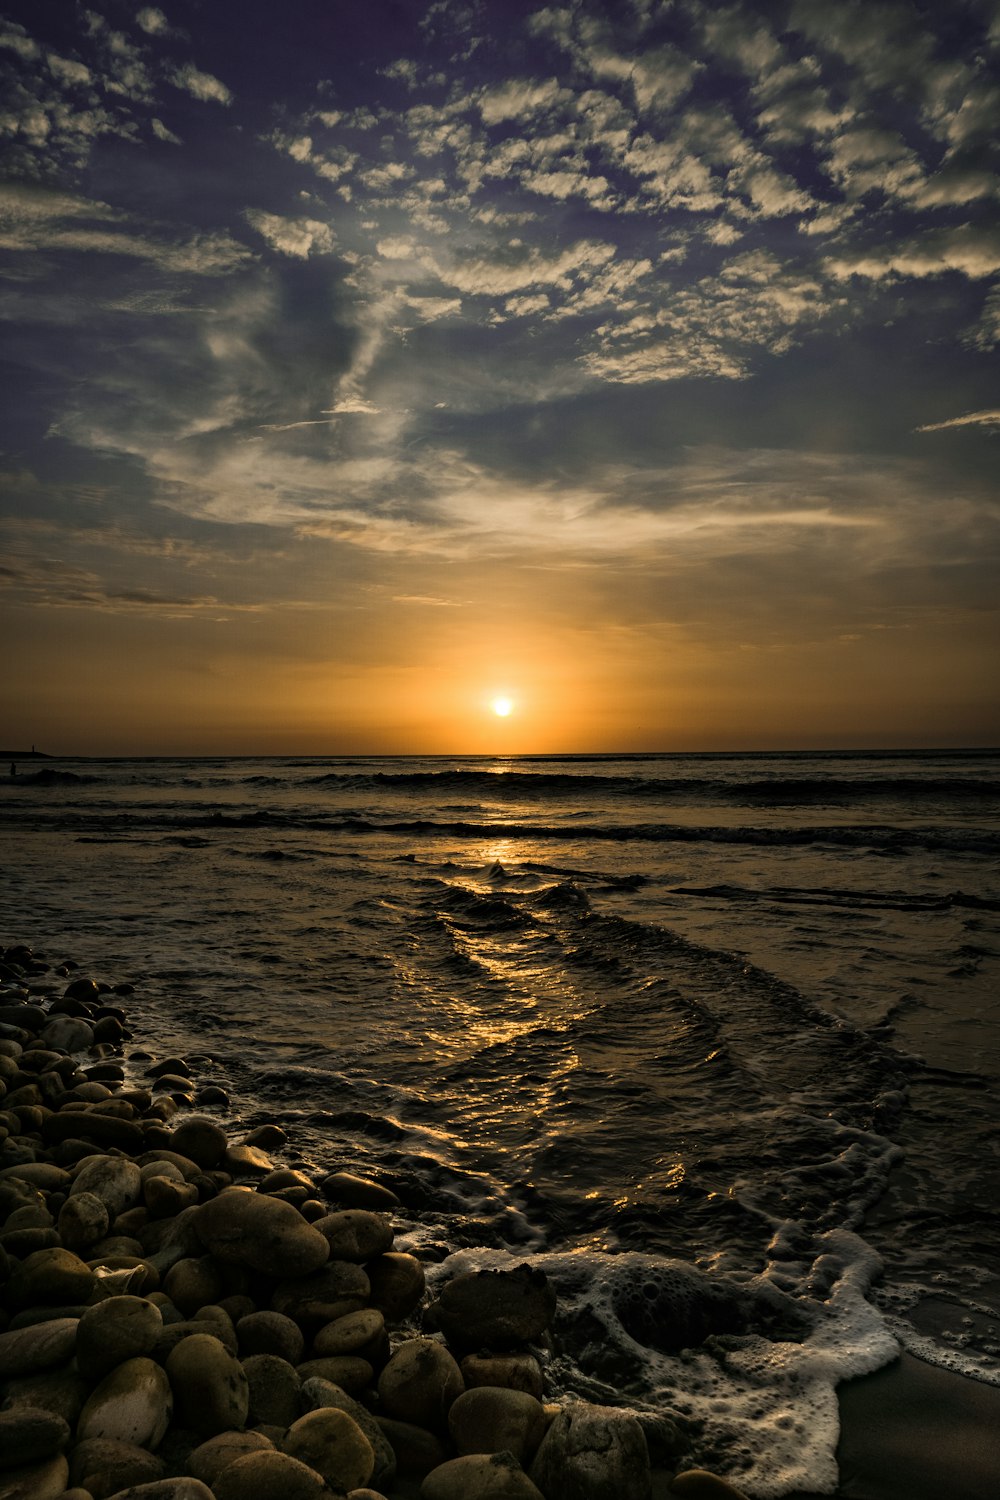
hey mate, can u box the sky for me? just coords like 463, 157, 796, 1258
0, 0, 997, 756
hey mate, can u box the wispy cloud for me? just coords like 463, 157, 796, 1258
916, 409, 1000, 433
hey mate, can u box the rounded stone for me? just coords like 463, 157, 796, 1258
212, 1450, 333, 1500
58, 1190, 111, 1251
460, 1354, 544, 1400
193, 1190, 330, 1277
167, 1118, 229, 1170
163, 1256, 224, 1316
313, 1308, 386, 1359
236, 1310, 304, 1365
321, 1172, 399, 1210
144, 1177, 199, 1220
0, 1454, 70, 1500
40, 1015, 95, 1052
165, 1333, 250, 1436
0, 1404, 71, 1466
668, 1472, 751, 1499
17, 1246, 95, 1305
187, 1431, 275, 1487
242, 1352, 301, 1428
283, 1407, 375, 1492
374, 1418, 448, 1478
293, 1355, 373, 1394
77, 1356, 173, 1450
420, 1452, 545, 1500
0, 1318, 80, 1379
528, 1402, 652, 1500
97, 1481, 216, 1499
448, 1387, 547, 1464
271, 1260, 369, 1329
76, 1296, 164, 1382
311, 1210, 394, 1263
365, 1253, 425, 1324
299, 1378, 396, 1491
69, 1435, 166, 1495
71, 1156, 143, 1218
432, 1267, 556, 1351
377, 1338, 464, 1431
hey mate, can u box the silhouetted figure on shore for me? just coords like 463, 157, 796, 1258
9, 763, 15, 776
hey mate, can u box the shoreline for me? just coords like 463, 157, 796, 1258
2, 945, 999, 1500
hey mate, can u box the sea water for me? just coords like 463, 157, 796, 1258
2, 750, 998, 1494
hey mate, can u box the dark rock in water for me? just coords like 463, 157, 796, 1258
64, 977, 101, 1003
608, 1262, 747, 1353
430, 1265, 557, 1351
145, 1059, 193, 1080
320, 1170, 400, 1209
166, 1118, 227, 1170
529, 1401, 652, 1500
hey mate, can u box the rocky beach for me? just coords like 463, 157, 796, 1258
0, 942, 759, 1500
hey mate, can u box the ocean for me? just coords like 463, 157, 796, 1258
2, 749, 999, 1495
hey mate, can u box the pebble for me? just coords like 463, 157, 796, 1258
0, 1454, 71, 1500
447, 1387, 548, 1464
0, 1318, 80, 1378
668, 1472, 750, 1499
192, 1190, 331, 1277
164, 1333, 250, 1436
186, 1431, 275, 1487
242, 1352, 301, 1427
321, 1171, 400, 1210
211, 1450, 332, 1500
69, 1435, 166, 1494
76, 1357, 173, 1450
312, 1209, 394, 1262
283, 1407, 376, 1492
430, 1267, 556, 1351
76, 1296, 164, 1381
235, 1309, 304, 1364
377, 1337, 465, 1431
528, 1402, 652, 1500
420, 1452, 545, 1500
0, 1404, 71, 1467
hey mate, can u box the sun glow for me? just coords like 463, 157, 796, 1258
491, 696, 514, 717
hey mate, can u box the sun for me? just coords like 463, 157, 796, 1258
491, 696, 514, 717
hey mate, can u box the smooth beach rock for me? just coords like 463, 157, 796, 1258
0, 1161, 69, 1190
293, 1355, 373, 1394
187, 1431, 275, 1487
236, 1309, 304, 1364
529, 1403, 652, 1500
447, 1387, 547, 1464
69, 1436, 166, 1496
143, 1177, 199, 1220
99, 1482, 216, 1500
271, 1260, 370, 1327
167, 1119, 228, 1170
44, 1109, 144, 1154
211, 1450, 332, 1500
365, 1252, 425, 1323
283, 1407, 376, 1492
1, 1367, 89, 1425
242, 1352, 301, 1427
321, 1172, 399, 1210
0, 1405, 71, 1467
15, 1246, 95, 1306
432, 1267, 556, 1351
77, 1357, 173, 1450
420, 1452, 545, 1500
0, 1318, 79, 1378
668, 1472, 750, 1499
223, 1144, 272, 1176
374, 1418, 448, 1479
76, 1296, 164, 1381
40, 1015, 94, 1052
460, 1354, 544, 1399
58, 1189, 111, 1250
192, 1189, 330, 1277
165, 1332, 250, 1435
299, 1378, 396, 1490
311, 1210, 394, 1263
71, 1156, 143, 1218
377, 1337, 465, 1430
312, 1307, 387, 1361
0, 1454, 70, 1500
163, 1255, 224, 1315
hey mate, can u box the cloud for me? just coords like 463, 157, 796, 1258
151, 117, 182, 145
825, 223, 1000, 281
167, 62, 233, 106
136, 7, 170, 36
916, 408, 1000, 433
244, 209, 335, 258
